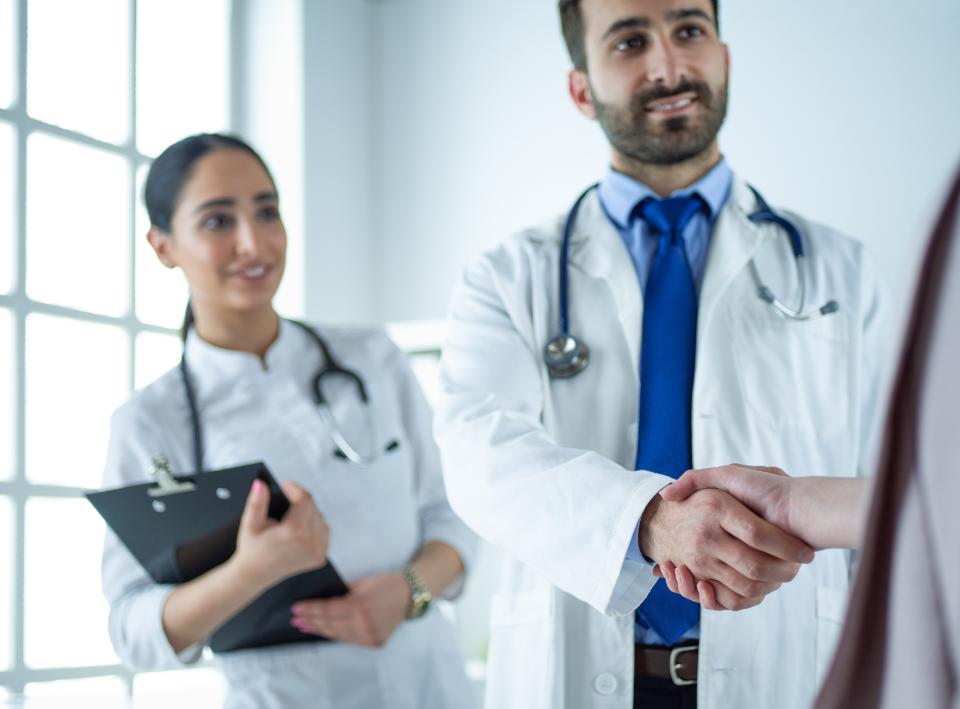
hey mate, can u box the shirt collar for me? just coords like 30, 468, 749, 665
598, 157, 733, 229
183, 317, 303, 390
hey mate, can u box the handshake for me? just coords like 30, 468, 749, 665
638, 465, 871, 611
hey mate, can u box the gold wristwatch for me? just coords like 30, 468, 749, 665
403, 567, 432, 619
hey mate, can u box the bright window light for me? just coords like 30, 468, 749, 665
24, 498, 118, 668
26, 0, 130, 144
0, 308, 12, 481
0, 496, 12, 671
135, 330, 181, 390
26, 132, 130, 317
0, 0, 16, 109
135, 164, 189, 329
136, 0, 230, 157
0, 120, 14, 295
25, 314, 129, 489
23, 676, 128, 708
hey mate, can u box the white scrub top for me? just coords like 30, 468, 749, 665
100, 320, 477, 709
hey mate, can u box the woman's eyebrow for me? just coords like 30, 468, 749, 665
193, 197, 235, 214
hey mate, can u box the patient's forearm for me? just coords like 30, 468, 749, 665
788, 477, 872, 550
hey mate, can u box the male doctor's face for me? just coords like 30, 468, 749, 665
572, 0, 729, 166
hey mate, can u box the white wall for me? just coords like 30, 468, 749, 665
373, 0, 607, 323
238, 0, 380, 325
235, 0, 307, 319
719, 0, 960, 327
301, 0, 379, 324
366, 0, 960, 329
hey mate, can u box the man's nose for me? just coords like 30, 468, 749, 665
644, 37, 682, 89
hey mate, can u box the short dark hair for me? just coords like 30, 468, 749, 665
558, 0, 720, 70
144, 132, 275, 233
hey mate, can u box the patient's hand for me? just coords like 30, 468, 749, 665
653, 465, 796, 611
660, 465, 795, 538
639, 482, 813, 612
654, 465, 870, 608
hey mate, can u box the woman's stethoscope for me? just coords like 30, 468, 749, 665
180, 319, 394, 471
543, 184, 840, 378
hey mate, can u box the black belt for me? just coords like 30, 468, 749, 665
634, 643, 698, 686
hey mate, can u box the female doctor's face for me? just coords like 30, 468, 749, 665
148, 149, 287, 317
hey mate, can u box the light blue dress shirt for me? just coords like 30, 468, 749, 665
597, 158, 733, 644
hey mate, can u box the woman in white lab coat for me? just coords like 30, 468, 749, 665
100, 133, 476, 709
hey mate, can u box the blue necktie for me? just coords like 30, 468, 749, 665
634, 195, 704, 646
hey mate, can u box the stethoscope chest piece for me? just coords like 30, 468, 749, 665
543, 334, 590, 379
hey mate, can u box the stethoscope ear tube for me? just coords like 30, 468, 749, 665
545, 182, 842, 378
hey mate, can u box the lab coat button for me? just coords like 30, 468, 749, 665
593, 673, 618, 695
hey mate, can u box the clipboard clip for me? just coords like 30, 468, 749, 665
148, 454, 197, 498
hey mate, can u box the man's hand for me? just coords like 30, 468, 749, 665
658, 463, 870, 558
290, 573, 411, 647
639, 487, 814, 611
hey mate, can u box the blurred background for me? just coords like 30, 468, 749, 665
0, 0, 958, 706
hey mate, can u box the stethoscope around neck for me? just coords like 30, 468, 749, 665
179, 318, 393, 472
543, 183, 840, 379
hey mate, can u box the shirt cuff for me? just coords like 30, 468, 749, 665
625, 519, 650, 564
153, 585, 204, 667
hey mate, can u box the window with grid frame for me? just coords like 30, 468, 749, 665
0, 0, 234, 704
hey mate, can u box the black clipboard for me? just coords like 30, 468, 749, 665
86, 458, 349, 653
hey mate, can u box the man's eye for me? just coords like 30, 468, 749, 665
201, 214, 232, 230
257, 206, 280, 222
615, 35, 646, 52
678, 25, 706, 40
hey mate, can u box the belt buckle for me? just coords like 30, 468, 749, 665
668, 646, 697, 686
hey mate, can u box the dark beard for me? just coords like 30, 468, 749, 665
592, 77, 728, 166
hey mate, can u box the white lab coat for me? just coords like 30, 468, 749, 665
100, 321, 477, 709
434, 174, 887, 709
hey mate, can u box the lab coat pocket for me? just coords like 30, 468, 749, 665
733, 317, 850, 436
814, 585, 848, 689
485, 590, 556, 709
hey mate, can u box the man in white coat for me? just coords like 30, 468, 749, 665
433, 1, 887, 708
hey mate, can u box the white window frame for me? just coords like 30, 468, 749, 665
0, 0, 239, 699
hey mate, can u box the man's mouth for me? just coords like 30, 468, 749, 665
644, 92, 698, 115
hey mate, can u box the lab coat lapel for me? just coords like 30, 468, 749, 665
566, 191, 643, 387
698, 176, 766, 329
563, 177, 765, 387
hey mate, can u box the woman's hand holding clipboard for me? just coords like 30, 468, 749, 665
233, 478, 331, 589
87, 460, 349, 653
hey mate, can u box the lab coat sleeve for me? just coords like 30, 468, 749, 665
100, 401, 204, 670
388, 339, 477, 599
434, 247, 674, 617
856, 247, 892, 478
